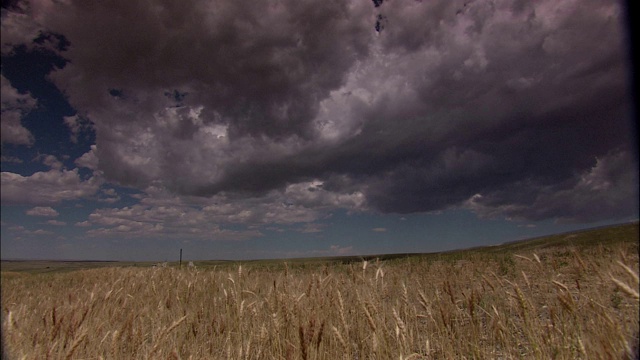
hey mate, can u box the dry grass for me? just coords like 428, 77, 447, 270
2, 237, 638, 359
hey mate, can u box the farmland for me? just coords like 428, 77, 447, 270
1, 222, 638, 359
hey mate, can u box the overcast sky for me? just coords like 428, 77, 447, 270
1, 0, 637, 261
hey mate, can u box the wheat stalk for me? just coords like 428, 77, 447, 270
331, 326, 348, 352
514, 254, 532, 262
611, 276, 639, 299
362, 302, 377, 332
65, 329, 88, 360
617, 261, 639, 283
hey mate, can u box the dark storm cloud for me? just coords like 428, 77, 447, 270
326, 0, 635, 220
2, 0, 636, 223
465, 150, 638, 222
42, 0, 373, 138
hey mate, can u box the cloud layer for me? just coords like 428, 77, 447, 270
1, 0, 636, 226
1, 74, 36, 145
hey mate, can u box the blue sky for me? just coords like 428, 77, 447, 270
1, 0, 638, 261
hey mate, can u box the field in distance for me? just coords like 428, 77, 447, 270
1, 222, 638, 359
2, 221, 638, 273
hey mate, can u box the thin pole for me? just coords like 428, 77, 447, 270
180, 248, 182, 267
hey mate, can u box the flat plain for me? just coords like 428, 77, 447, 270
1, 222, 638, 359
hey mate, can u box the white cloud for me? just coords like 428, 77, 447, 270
98, 187, 120, 203
10, 226, 55, 236
75, 145, 99, 170
1, 169, 101, 205
0, 4, 44, 54
0, 155, 23, 163
299, 223, 325, 233
282, 180, 366, 210
76, 178, 366, 241
275, 244, 356, 259
1, 75, 36, 145
84, 201, 262, 241
41, 154, 64, 170
64, 114, 93, 143
47, 220, 66, 226
26, 206, 59, 217
330, 245, 354, 256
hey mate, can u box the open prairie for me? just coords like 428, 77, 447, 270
2, 222, 638, 359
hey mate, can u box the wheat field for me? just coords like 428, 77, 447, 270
1, 227, 638, 359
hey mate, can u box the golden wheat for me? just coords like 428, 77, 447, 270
1, 239, 638, 359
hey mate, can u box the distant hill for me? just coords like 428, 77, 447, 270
2, 221, 637, 273
198, 221, 639, 267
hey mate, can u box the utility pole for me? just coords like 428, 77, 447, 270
180, 248, 182, 268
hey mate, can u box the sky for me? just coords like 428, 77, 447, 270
1, 0, 638, 262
